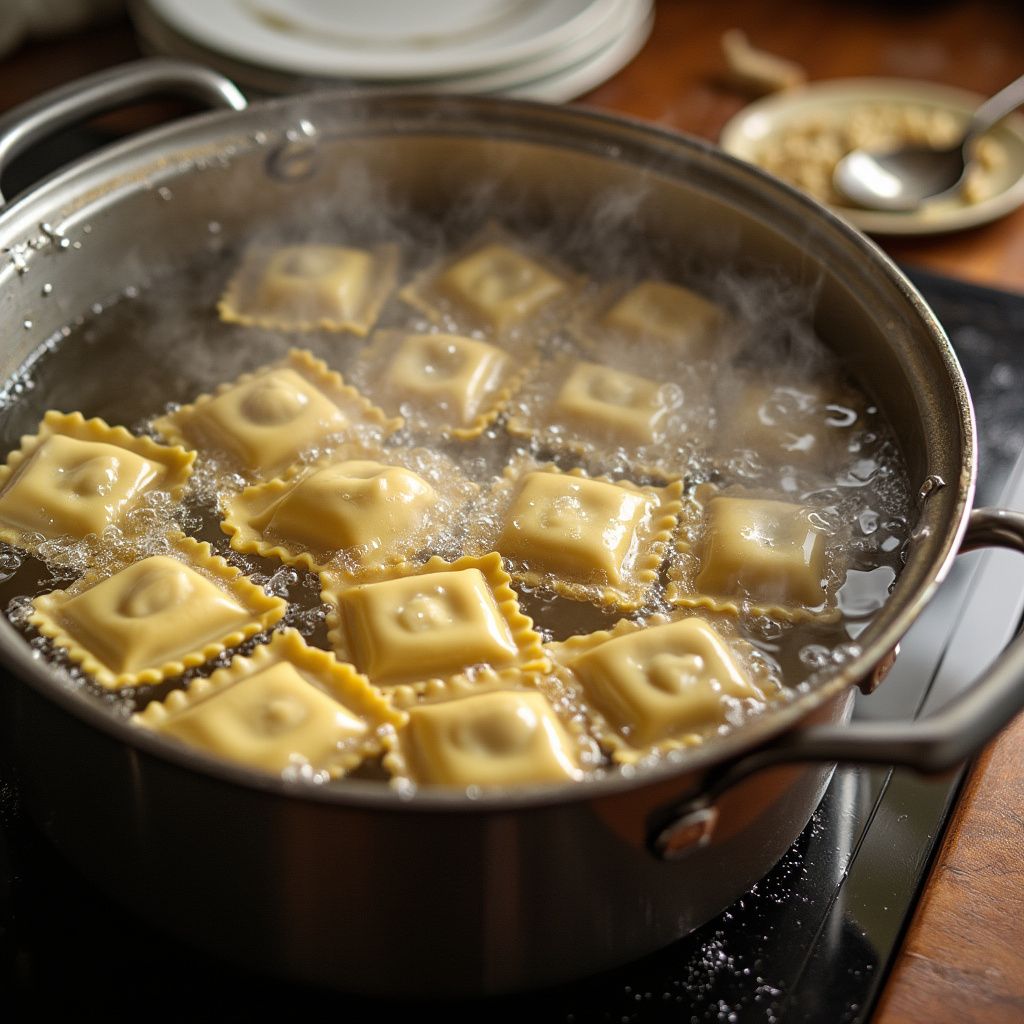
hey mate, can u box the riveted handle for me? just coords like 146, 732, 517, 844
0, 58, 247, 206
651, 506, 1024, 860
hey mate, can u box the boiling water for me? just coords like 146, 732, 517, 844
0, 238, 913, 772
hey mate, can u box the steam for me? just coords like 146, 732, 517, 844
0, 104, 914, 771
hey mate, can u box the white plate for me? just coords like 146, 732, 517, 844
425, 0, 648, 98
498, 0, 652, 103
144, 0, 621, 80
719, 78, 1024, 236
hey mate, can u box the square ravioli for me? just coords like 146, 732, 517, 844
321, 553, 547, 690
550, 617, 766, 761
669, 491, 834, 619
507, 359, 686, 467
603, 280, 722, 353
218, 242, 398, 334
383, 689, 582, 787
30, 533, 286, 689
134, 629, 405, 777
489, 463, 682, 611
0, 411, 194, 553
400, 225, 576, 335
222, 449, 472, 575
153, 349, 401, 480
358, 330, 527, 439
714, 375, 865, 472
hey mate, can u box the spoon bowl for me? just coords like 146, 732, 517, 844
833, 142, 969, 212
833, 72, 1024, 212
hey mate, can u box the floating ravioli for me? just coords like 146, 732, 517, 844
218, 243, 398, 334
555, 617, 765, 759
364, 331, 524, 439
492, 464, 682, 611
322, 553, 547, 690
30, 533, 286, 689
400, 226, 575, 335
384, 689, 582, 787
0, 411, 194, 553
603, 280, 722, 354
670, 493, 833, 619
133, 629, 405, 776
222, 456, 440, 574
153, 349, 401, 480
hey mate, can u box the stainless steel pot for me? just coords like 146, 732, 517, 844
1, 60, 1023, 998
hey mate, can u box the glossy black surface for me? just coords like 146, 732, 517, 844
1, 270, 1022, 1020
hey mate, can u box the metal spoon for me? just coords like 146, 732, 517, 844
833, 73, 1024, 212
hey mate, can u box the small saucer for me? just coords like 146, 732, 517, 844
720, 78, 1024, 236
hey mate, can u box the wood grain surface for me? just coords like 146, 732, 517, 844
873, 735, 1024, 1023
2, 4, 1024, 1021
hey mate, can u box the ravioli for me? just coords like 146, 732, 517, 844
322, 553, 547, 690
134, 629, 405, 776
717, 377, 864, 469
384, 689, 582, 787
0, 411, 194, 553
508, 358, 673, 454
602, 280, 722, 353
222, 456, 441, 574
364, 331, 523, 439
30, 533, 286, 689
218, 242, 398, 334
400, 226, 576, 335
551, 616, 766, 760
669, 491, 835, 619
490, 463, 682, 611
153, 349, 401, 479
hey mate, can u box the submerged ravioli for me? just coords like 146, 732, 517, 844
551, 361, 669, 446
718, 379, 864, 468
568, 618, 764, 750
134, 629, 405, 776
603, 280, 721, 354
691, 496, 828, 610
153, 350, 400, 480
435, 243, 566, 331
392, 690, 581, 787
30, 536, 285, 688
218, 243, 398, 334
0, 411, 194, 551
380, 332, 512, 435
323, 554, 546, 689
224, 458, 439, 572
258, 246, 374, 319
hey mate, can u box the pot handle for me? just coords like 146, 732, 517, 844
0, 58, 247, 206
651, 506, 1024, 860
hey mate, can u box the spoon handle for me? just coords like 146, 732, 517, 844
967, 71, 1024, 142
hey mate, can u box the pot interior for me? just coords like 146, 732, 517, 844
0, 93, 973, 801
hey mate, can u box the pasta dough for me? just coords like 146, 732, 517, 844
0, 411, 194, 551
385, 689, 582, 786
30, 533, 286, 688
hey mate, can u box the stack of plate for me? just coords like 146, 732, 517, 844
130, 0, 654, 101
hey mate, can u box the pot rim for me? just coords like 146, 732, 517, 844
0, 90, 977, 812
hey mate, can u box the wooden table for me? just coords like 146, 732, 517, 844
2, 3, 1023, 1020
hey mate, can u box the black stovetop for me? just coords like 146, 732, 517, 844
1, 217, 1023, 1021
